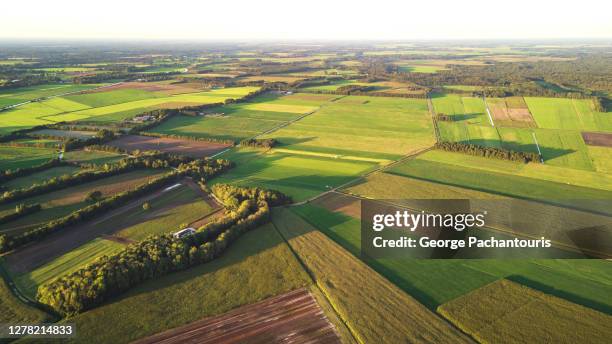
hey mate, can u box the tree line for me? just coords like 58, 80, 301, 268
36, 184, 290, 315
0, 203, 41, 225
239, 138, 277, 148
435, 142, 541, 163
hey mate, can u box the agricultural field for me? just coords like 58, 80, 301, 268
62, 149, 125, 165
213, 149, 376, 201
0, 261, 53, 324
525, 97, 612, 131
0, 85, 259, 133
262, 95, 435, 160
64, 223, 313, 343
0, 146, 58, 171
147, 93, 326, 142
3, 165, 81, 190
0, 169, 166, 237
291, 200, 612, 314
438, 279, 612, 344
108, 135, 231, 158
432, 94, 489, 125
0, 84, 99, 109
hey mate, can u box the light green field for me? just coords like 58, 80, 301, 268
213, 149, 376, 201
0, 86, 259, 132
0, 146, 57, 171
3, 165, 81, 190
525, 97, 612, 131
386, 151, 612, 204
432, 94, 489, 125
291, 203, 612, 314
14, 238, 125, 298
148, 94, 322, 141
262, 95, 435, 160
66, 223, 312, 343
587, 146, 612, 173
0, 84, 98, 106
398, 65, 448, 73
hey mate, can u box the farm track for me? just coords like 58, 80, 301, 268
4, 180, 181, 274
132, 288, 341, 344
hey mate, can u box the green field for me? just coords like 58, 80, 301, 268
432, 94, 489, 125
147, 93, 323, 142
0, 86, 259, 133
0, 260, 53, 324
438, 279, 612, 344
272, 208, 471, 344
0, 84, 99, 109
213, 149, 376, 201
65, 223, 311, 343
525, 97, 612, 131
0, 169, 166, 236
62, 150, 125, 165
290, 203, 612, 314
14, 239, 125, 298
3, 165, 82, 190
0, 146, 57, 171
114, 184, 213, 241
262, 95, 435, 160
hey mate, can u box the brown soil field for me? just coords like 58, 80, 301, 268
488, 98, 536, 127
312, 192, 361, 219
109, 135, 231, 158
582, 132, 612, 147
133, 288, 341, 344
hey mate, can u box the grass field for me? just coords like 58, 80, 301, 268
438, 279, 612, 344
14, 238, 125, 298
0, 86, 259, 133
63, 150, 125, 165
0, 84, 99, 108
65, 223, 312, 344
0, 259, 53, 324
290, 203, 612, 314
525, 97, 612, 131
262, 95, 435, 160
212, 149, 376, 201
271, 208, 472, 344
0, 146, 57, 171
114, 184, 213, 241
3, 165, 82, 190
0, 169, 167, 236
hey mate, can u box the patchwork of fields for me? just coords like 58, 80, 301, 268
0, 84, 259, 133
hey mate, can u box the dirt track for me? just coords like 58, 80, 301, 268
109, 135, 231, 158
132, 288, 341, 344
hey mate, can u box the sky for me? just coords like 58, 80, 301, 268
1, 0, 611, 41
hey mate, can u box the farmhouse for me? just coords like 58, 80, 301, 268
173, 227, 196, 239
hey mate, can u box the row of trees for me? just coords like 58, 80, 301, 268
36, 184, 290, 315
0, 157, 232, 253
239, 138, 277, 149
0, 203, 41, 225
435, 142, 541, 163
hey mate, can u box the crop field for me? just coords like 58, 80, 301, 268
291, 202, 612, 313
63, 149, 125, 165
432, 94, 489, 125
0, 146, 57, 171
14, 238, 125, 298
213, 149, 376, 201
0, 169, 166, 237
3, 165, 81, 190
272, 208, 472, 344
134, 288, 341, 344
524, 97, 612, 131
486, 97, 536, 127
0, 84, 99, 109
147, 94, 323, 142
438, 279, 612, 344
262, 95, 435, 160
0, 260, 53, 324
30, 128, 98, 139
385, 151, 612, 203
582, 131, 612, 147
109, 135, 231, 157
0, 86, 259, 132
65, 223, 312, 344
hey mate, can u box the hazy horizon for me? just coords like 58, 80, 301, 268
2, 0, 611, 41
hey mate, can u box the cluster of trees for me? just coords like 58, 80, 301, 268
36, 184, 290, 315
0, 159, 66, 183
28, 129, 117, 151
0, 203, 41, 225
239, 138, 277, 148
436, 113, 453, 121
0, 157, 232, 254
435, 142, 541, 163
